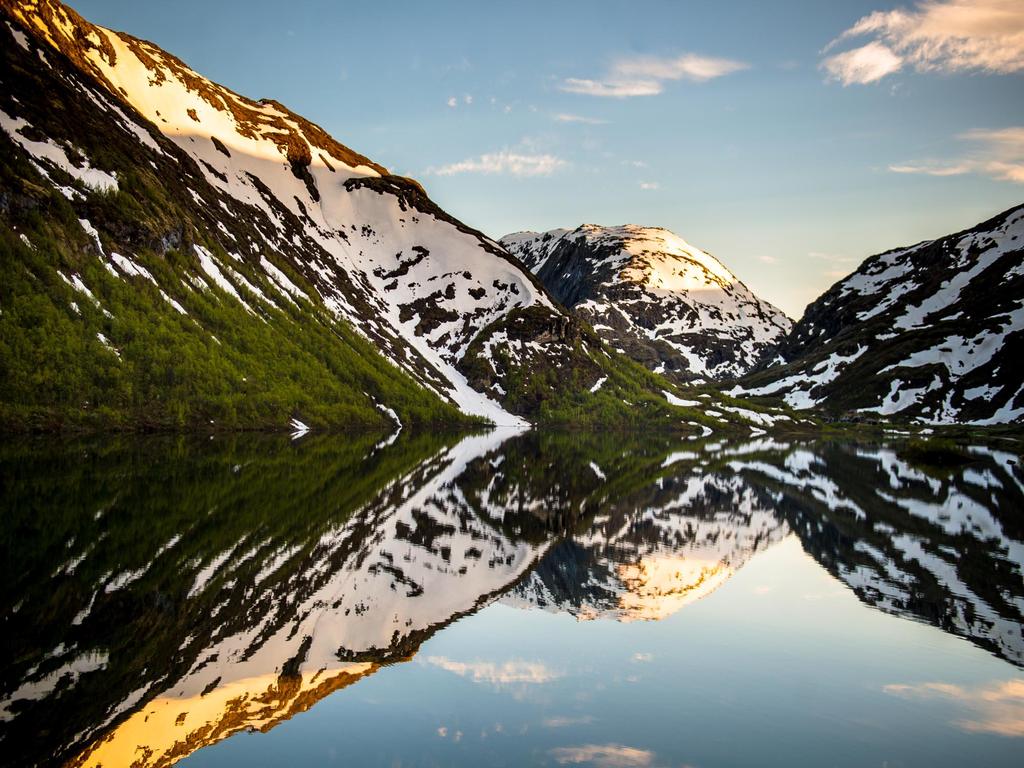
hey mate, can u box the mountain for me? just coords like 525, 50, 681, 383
730, 205, 1024, 425
501, 225, 792, 383
0, 0, 726, 432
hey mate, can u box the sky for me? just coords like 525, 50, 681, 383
71, 0, 1024, 318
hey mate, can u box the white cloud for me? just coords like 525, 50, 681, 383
429, 150, 566, 177
823, 0, 1024, 84
889, 162, 973, 176
822, 41, 903, 85
560, 52, 747, 98
616, 53, 749, 82
446, 96, 457, 108
464, 94, 473, 105
554, 113, 609, 125
549, 744, 655, 767
758, 255, 778, 264
638, 181, 660, 190
425, 656, 562, 684
889, 125, 1024, 183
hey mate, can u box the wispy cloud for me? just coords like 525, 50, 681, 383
808, 251, 857, 263
807, 251, 857, 279
560, 78, 662, 98
617, 53, 750, 81
543, 715, 596, 728
425, 656, 562, 684
889, 126, 1024, 183
822, 0, 1024, 85
428, 151, 567, 177
554, 113, 609, 125
549, 744, 655, 767
884, 679, 1024, 737
638, 181, 660, 190
560, 52, 748, 98
446, 96, 457, 108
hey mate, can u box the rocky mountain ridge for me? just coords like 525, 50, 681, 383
502, 224, 792, 383
730, 205, 1024, 425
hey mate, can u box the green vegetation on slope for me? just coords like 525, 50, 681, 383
0, 130, 473, 433
0, 213, 471, 432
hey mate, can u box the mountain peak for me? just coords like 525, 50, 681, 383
501, 224, 790, 382
2, 0, 388, 179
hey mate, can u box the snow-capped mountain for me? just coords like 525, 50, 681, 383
731, 205, 1024, 424
1, 0, 707, 430
501, 225, 792, 382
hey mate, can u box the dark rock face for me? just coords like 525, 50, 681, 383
732, 205, 1024, 424
502, 225, 792, 383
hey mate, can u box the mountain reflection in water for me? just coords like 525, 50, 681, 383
1, 429, 1021, 767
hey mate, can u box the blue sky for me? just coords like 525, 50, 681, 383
73, 0, 1023, 317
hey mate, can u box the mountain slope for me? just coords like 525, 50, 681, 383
0, 12, 467, 431
501, 225, 792, 382
731, 205, 1024, 424
0, 0, 716, 431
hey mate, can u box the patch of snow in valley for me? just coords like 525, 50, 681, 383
729, 346, 868, 410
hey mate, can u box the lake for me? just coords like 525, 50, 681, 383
1, 429, 1022, 767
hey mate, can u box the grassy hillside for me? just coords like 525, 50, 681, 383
0, 142, 473, 432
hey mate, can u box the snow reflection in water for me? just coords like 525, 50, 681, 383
0, 430, 1021, 767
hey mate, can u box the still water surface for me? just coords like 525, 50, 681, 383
2, 429, 1022, 767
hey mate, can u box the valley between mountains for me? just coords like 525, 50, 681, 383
1, 0, 1021, 435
